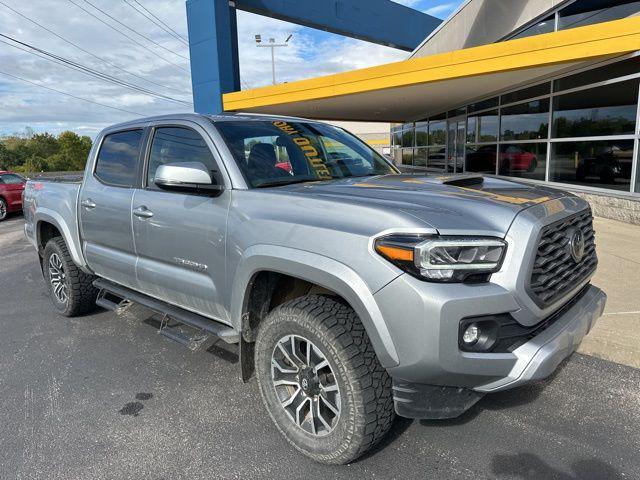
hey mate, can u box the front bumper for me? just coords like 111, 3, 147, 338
374, 274, 606, 392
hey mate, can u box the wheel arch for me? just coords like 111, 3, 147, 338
232, 245, 399, 380
34, 209, 86, 269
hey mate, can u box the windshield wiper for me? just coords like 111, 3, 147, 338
253, 177, 319, 188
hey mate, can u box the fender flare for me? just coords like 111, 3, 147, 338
231, 244, 399, 368
35, 208, 87, 269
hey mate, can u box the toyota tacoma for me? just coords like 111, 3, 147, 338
23, 113, 606, 464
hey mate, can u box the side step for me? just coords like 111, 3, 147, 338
93, 278, 240, 345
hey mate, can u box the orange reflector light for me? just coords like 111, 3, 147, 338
376, 245, 414, 262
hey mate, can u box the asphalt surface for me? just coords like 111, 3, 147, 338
1, 214, 639, 480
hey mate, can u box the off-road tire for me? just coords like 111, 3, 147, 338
43, 236, 98, 317
254, 294, 395, 464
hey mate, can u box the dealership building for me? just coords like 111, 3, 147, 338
188, 0, 640, 222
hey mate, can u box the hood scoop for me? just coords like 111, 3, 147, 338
406, 174, 485, 187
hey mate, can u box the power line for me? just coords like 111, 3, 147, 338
0, 1, 189, 95
83, 0, 189, 60
0, 33, 192, 106
0, 70, 144, 116
67, 0, 189, 74
122, 0, 189, 46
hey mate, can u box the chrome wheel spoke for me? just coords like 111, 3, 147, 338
319, 392, 340, 416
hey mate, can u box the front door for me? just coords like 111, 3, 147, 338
446, 117, 466, 173
79, 129, 144, 289
132, 123, 230, 322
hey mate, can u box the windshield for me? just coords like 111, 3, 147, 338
214, 120, 398, 187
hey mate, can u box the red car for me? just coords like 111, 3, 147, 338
0, 171, 26, 221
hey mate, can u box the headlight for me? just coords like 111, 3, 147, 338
374, 235, 506, 283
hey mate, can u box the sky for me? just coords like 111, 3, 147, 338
0, 0, 463, 138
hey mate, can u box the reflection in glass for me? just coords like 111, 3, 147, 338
414, 148, 427, 167
467, 110, 498, 143
402, 148, 414, 166
510, 15, 555, 40
501, 83, 550, 106
499, 143, 547, 180
554, 56, 640, 92
429, 120, 447, 145
401, 126, 414, 148
558, 0, 640, 31
553, 79, 639, 137
501, 99, 549, 141
426, 147, 447, 171
465, 144, 497, 174
392, 128, 402, 147
550, 140, 633, 191
415, 123, 428, 147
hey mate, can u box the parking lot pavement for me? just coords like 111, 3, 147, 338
578, 217, 640, 368
1, 214, 639, 480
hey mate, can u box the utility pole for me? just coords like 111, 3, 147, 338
255, 34, 292, 85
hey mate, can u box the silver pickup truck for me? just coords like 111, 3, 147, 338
23, 113, 606, 464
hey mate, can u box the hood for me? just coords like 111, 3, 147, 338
273, 174, 569, 236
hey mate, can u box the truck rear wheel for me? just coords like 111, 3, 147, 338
254, 295, 394, 464
43, 237, 98, 317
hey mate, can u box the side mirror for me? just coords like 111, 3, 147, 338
154, 162, 223, 194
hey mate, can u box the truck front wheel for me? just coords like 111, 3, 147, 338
43, 237, 98, 317
254, 295, 394, 464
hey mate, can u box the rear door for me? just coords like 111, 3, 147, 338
131, 121, 231, 322
79, 128, 145, 289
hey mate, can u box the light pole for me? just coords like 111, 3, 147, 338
255, 34, 292, 85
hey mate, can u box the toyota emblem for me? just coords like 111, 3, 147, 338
568, 227, 585, 263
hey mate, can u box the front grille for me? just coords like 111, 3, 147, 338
528, 209, 597, 307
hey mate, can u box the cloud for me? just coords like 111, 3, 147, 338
0, 0, 461, 137
423, 2, 458, 18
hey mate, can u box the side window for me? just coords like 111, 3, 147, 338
147, 127, 218, 188
1, 174, 25, 184
94, 130, 143, 187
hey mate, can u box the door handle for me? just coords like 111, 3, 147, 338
81, 198, 96, 209
133, 206, 154, 218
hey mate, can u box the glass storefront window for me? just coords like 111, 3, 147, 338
414, 148, 427, 167
392, 127, 402, 147
510, 14, 555, 40
554, 56, 640, 92
468, 97, 499, 114
429, 120, 447, 145
415, 123, 428, 147
426, 147, 447, 171
552, 79, 639, 138
467, 110, 498, 143
465, 144, 497, 174
550, 140, 634, 191
402, 149, 414, 166
501, 83, 550, 106
401, 126, 415, 148
501, 99, 550, 141
558, 0, 640, 31
499, 143, 547, 180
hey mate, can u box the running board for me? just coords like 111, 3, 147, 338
93, 278, 239, 344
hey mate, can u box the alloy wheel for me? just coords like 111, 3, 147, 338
271, 334, 341, 436
48, 253, 68, 304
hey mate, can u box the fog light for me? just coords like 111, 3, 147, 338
462, 323, 479, 345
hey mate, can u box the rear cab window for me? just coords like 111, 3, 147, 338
94, 129, 144, 187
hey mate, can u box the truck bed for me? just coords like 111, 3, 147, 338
23, 178, 85, 268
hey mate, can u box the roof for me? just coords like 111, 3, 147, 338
221, 16, 640, 122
